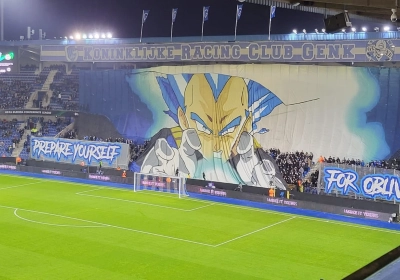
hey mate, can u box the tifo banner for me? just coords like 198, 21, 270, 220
29, 137, 130, 169
322, 164, 400, 203
41, 39, 397, 63
79, 63, 400, 187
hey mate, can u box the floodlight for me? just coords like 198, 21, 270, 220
107, 32, 112, 38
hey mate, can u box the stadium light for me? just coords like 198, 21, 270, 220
362, 27, 367, 32
341, 28, 346, 33
351, 27, 356, 32
94, 33, 99, 39
314, 29, 319, 34
88, 33, 93, 39
82, 34, 87, 39
321, 28, 326, 33
384, 26, 390, 31
302, 29, 306, 34
292, 29, 297, 34
374, 27, 379, 32
107, 32, 112, 38
69, 35, 74, 39
75, 33, 81, 40
101, 33, 106, 39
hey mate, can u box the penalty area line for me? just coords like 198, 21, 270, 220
213, 217, 296, 247
0, 204, 215, 248
13, 209, 106, 228
0, 180, 45, 190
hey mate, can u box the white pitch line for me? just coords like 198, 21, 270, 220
75, 188, 103, 195
77, 192, 209, 212
213, 217, 296, 247
1, 173, 400, 235
0, 205, 215, 247
13, 209, 105, 228
0, 180, 45, 190
76, 188, 216, 212
186, 203, 216, 212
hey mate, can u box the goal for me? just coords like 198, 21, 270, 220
133, 172, 189, 198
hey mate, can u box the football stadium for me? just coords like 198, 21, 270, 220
1, 0, 400, 279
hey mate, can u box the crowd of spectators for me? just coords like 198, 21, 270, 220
268, 149, 313, 185
0, 119, 23, 156
39, 117, 72, 137
0, 80, 36, 109
320, 156, 400, 170
49, 70, 79, 111
20, 64, 38, 72
61, 128, 77, 139
46, 64, 67, 72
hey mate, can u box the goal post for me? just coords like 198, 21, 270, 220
133, 172, 189, 198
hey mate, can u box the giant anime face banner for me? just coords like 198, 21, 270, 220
127, 73, 286, 189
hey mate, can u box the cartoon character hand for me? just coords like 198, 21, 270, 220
235, 131, 285, 190
178, 129, 202, 177
141, 138, 185, 175
141, 132, 199, 177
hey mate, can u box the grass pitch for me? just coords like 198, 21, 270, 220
0, 173, 399, 280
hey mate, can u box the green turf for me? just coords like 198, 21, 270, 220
0, 173, 399, 280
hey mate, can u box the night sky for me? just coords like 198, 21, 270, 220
2, 0, 391, 40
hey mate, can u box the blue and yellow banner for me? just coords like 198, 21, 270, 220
40, 39, 398, 63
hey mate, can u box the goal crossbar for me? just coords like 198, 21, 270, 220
133, 172, 188, 198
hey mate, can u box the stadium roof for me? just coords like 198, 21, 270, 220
242, 0, 397, 22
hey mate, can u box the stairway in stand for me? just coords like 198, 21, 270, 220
40, 70, 58, 108
11, 122, 28, 157
304, 162, 320, 180
25, 70, 58, 109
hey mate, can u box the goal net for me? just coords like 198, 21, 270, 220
133, 172, 189, 198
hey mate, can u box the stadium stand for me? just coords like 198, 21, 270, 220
47, 65, 79, 111
4, 63, 399, 190
0, 119, 24, 157
38, 117, 73, 137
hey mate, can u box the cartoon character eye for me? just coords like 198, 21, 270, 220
219, 126, 235, 136
219, 116, 242, 137
195, 120, 212, 135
